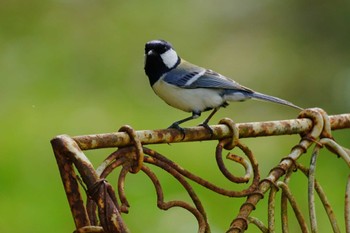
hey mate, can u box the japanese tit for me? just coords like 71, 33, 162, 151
144, 39, 303, 133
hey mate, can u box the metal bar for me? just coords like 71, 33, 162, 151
51, 136, 91, 229
297, 163, 341, 233
278, 181, 310, 233
51, 109, 350, 233
51, 135, 129, 233
70, 114, 350, 150
227, 108, 326, 233
346, 175, 350, 233
277, 181, 309, 233
268, 186, 277, 233
281, 166, 294, 233
247, 216, 269, 233
309, 145, 320, 233
320, 138, 350, 167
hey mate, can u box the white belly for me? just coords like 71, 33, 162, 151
152, 79, 224, 112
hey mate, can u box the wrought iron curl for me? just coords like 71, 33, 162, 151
216, 118, 260, 187
227, 108, 343, 233
118, 126, 144, 174
85, 118, 262, 232
94, 145, 211, 232
228, 108, 350, 233
50, 109, 350, 233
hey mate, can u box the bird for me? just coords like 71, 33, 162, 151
144, 39, 303, 135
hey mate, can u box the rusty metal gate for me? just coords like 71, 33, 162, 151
51, 108, 350, 233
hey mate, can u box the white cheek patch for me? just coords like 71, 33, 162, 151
160, 48, 178, 69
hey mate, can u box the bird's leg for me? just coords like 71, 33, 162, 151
202, 107, 220, 125
168, 111, 201, 138
199, 107, 220, 137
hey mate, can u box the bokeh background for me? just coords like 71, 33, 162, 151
1, 1, 349, 232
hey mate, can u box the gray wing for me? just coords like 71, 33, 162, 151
163, 60, 253, 92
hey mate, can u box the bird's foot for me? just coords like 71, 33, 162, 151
168, 123, 186, 140
198, 122, 214, 138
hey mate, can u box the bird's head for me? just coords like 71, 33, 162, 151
144, 40, 180, 86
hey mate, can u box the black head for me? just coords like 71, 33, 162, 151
144, 40, 180, 86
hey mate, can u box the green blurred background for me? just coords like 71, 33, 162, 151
1, 1, 349, 232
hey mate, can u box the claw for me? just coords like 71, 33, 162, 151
168, 123, 186, 140
199, 123, 214, 138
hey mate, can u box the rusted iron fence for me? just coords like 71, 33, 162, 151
51, 108, 350, 233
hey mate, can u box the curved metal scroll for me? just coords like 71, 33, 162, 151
51, 108, 350, 233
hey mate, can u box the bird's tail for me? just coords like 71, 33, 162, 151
248, 92, 303, 110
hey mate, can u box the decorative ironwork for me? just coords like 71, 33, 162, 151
51, 108, 350, 233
